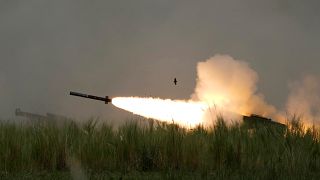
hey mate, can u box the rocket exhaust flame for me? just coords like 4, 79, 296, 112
112, 97, 208, 128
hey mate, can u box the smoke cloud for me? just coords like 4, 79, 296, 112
286, 75, 320, 126
191, 55, 320, 127
191, 55, 276, 125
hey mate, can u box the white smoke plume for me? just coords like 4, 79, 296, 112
286, 75, 320, 126
191, 55, 277, 125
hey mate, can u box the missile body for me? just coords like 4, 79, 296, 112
70, 91, 112, 104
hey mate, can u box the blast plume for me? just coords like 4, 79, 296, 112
111, 54, 319, 128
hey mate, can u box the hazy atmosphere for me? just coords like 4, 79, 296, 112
1, 0, 320, 122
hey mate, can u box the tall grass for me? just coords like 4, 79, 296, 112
0, 117, 319, 179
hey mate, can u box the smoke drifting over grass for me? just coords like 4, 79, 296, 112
286, 75, 320, 126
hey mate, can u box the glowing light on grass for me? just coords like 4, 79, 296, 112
112, 97, 207, 128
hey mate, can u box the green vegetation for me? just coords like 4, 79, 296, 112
0, 117, 319, 179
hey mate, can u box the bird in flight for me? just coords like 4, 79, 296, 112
174, 78, 177, 85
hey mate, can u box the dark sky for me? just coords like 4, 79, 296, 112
1, 0, 319, 121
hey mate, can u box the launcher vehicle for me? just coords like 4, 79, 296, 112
15, 108, 69, 121
15, 108, 46, 120
243, 114, 286, 130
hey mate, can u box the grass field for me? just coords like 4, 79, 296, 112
0, 117, 319, 179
